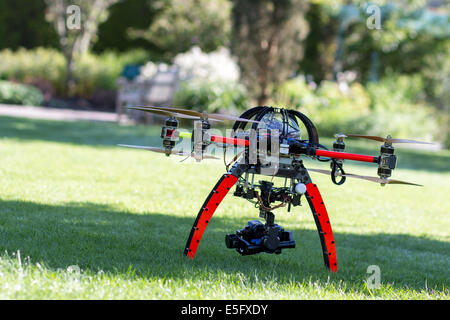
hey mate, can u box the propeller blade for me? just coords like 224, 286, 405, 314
142, 106, 203, 118
193, 154, 220, 160
381, 178, 423, 186
127, 107, 200, 120
389, 138, 435, 145
307, 168, 336, 176
347, 134, 434, 145
117, 144, 219, 160
308, 168, 422, 186
342, 173, 423, 186
346, 134, 385, 142
118, 144, 186, 155
146, 106, 261, 124
207, 113, 261, 123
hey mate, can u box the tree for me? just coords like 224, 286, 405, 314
130, 0, 232, 61
299, 2, 339, 83
231, 0, 309, 105
0, 0, 59, 50
93, 0, 157, 53
44, 0, 119, 94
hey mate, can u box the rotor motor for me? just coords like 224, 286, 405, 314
378, 138, 397, 181
161, 117, 179, 156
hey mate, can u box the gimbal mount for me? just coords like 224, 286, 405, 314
226, 179, 298, 255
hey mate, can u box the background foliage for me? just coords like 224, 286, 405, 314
0, 0, 59, 51
0, 0, 448, 145
231, 0, 310, 105
0, 80, 44, 106
277, 74, 441, 141
129, 0, 232, 62
0, 48, 150, 101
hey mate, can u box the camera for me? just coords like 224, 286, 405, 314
225, 220, 295, 255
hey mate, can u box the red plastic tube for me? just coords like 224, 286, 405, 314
211, 135, 249, 147
315, 150, 377, 163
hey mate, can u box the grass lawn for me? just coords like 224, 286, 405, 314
0, 115, 448, 299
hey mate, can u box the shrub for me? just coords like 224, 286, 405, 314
363, 74, 441, 142
276, 75, 441, 143
0, 80, 44, 106
0, 48, 151, 98
0, 48, 66, 95
366, 73, 426, 109
277, 76, 371, 135
73, 53, 119, 97
174, 46, 240, 83
172, 46, 245, 114
346, 105, 440, 143
174, 79, 248, 113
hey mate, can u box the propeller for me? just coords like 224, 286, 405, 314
117, 144, 219, 160
346, 134, 434, 145
342, 173, 423, 186
127, 106, 203, 121
129, 106, 261, 124
307, 168, 423, 187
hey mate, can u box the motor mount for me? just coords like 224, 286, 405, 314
378, 137, 397, 181
192, 119, 212, 162
160, 116, 179, 156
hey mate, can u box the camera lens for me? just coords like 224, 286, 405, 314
225, 234, 238, 248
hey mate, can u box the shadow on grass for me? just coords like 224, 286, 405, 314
1, 200, 448, 292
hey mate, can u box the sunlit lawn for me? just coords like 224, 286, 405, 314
0, 116, 448, 299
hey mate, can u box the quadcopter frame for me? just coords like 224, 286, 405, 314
184, 107, 338, 272
123, 105, 428, 272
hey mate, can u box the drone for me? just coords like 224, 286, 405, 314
120, 105, 433, 272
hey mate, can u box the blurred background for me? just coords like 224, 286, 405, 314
0, 0, 448, 146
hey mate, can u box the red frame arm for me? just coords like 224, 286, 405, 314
208, 136, 376, 165
305, 183, 338, 272
210, 135, 249, 147
315, 149, 378, 164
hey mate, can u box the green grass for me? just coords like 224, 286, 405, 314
0, 116, 449, 299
